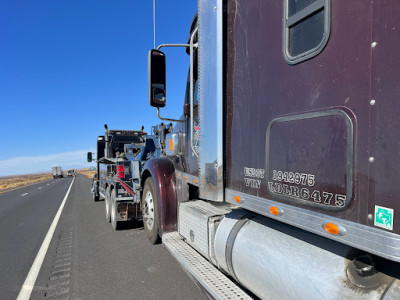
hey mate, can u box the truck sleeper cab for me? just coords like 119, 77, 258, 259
142, 0, 400, 299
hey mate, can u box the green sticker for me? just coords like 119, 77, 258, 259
374, 205, 394, 231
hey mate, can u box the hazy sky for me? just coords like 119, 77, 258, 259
0, 0, 196, 175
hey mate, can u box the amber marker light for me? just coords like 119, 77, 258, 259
184, 176, 187, 180
169, 139, 174, 152
234, 196, 241, 203
324, 223, 340, 235
269, 206, 280, 216
194, 179, 197, 184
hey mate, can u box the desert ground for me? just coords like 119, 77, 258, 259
0, 168, 96, 191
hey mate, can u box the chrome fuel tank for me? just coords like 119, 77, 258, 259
214, 210, 400, 300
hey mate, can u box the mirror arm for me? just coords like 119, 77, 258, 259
152, 43, 191, 123
157, 107, 187, 123
156, 44, 190, 50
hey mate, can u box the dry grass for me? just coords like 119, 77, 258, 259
0, 168, 96, 191
0, 173, 53, 190
77, 168, 96, 179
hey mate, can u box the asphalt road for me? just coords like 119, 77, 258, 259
0, 177, 72, 300
0, 174, 208, 300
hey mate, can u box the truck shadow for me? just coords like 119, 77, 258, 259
119, 219, 144, 231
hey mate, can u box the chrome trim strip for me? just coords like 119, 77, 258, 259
115, 197, 134, 201
198, 0, 224, 202
175, 171, 199, 187
190, 28, 199, 159
226, 188, 400, 263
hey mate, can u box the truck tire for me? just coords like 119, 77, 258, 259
110, 189, 121, 230
93, 185, 99, 202
142, 178, 160, 244
105, 187, 111, 223
93, 192, 99, 202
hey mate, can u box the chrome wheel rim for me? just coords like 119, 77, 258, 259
111, 200, 115, 224
105, 195, 110, 218
143, 190, 154, 230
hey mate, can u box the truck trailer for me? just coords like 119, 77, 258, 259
88, 123, 172, 230
135, 0, 400, 299
51, 166, 63, 179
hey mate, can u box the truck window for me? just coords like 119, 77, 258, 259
283, 0, 331, 64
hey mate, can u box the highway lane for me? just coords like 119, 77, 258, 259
0, 177, 73, 300
30, 174, 208, 300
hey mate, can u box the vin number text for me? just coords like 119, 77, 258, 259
269, 170, 346, 208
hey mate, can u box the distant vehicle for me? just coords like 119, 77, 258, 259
51, 166, 63, 179
66, 169, 75, 177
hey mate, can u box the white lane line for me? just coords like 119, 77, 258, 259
37, 187, 42, 190
21, 193, 28, 197
47, 184, 50, 186
17, 177, 75, 300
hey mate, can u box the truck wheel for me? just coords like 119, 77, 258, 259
93, 194, 99, 202
111, 189, 121, 230
142, 178, 160, 244
93, 189, 99, 202
105, 187, 111, 223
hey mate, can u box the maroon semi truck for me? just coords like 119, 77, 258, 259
138, 0, 400, 298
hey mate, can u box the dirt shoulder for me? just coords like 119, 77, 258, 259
0, 173, 53, 190
77, 168, 96, 179
0, 168, 96, 191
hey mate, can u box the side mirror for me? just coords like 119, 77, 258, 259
148, 49, 166, 108
87, 152, 93, 162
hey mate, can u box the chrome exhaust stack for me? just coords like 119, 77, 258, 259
104, 124, 109, 158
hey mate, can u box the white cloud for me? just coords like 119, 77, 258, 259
0, 149, 96, 176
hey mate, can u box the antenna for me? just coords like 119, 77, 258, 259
153, 0, 156, 48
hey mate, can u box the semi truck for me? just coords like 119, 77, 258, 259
51, 166, 63, 179
88, 123, 172, 230
134, 0, 400, 299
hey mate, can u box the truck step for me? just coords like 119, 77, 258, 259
163, 231, 252, 300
